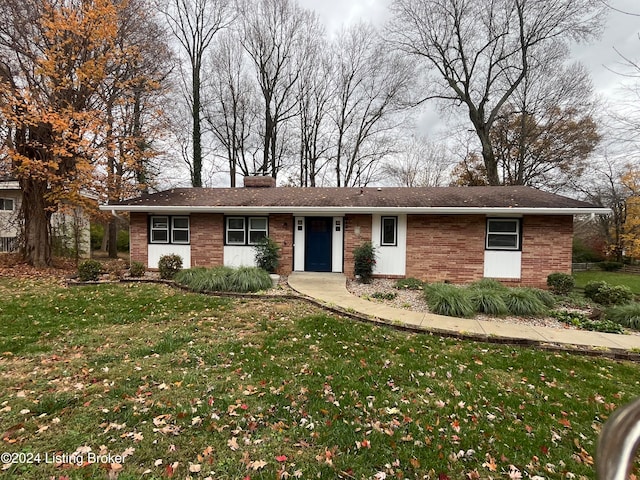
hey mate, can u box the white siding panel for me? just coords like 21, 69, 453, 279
332, 217, 344, 272
293, 217, 305, 271
484, 250, 521, 279
224, 246, 257, 268
371, 214, 406, 276
148, 244, 191, 269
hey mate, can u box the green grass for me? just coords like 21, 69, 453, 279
574, 271, 640, 294
1, 278, 640, 479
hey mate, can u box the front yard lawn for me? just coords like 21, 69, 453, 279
1, 279, 640, 479
574, 270, 640, 294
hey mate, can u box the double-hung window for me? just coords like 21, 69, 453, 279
225, 216, 268, 245
486, 218, 520, 250
380, 216, 397, 246
150, 216, 189, 244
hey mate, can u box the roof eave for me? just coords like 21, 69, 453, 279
101, 205, 611, 216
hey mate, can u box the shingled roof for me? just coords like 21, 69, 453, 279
103, 186, 606, 215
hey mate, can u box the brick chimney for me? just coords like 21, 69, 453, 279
243, 176, 276, 188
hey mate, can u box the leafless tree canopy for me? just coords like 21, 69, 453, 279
387, 0, 606, 185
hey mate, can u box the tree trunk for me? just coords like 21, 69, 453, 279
476, 127, 500, 186
108, 218, 118, 259
20, 178, 52, 268
192, 66, 203, 187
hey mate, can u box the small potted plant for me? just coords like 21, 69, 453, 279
254, 237, 281, 286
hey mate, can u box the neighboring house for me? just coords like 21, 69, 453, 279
0, 179, 92, 257
103, 176, 608, 288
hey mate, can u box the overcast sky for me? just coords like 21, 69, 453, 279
298, 0, 640, 113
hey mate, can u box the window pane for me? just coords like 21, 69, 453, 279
173, 217, 189, 229
487, 234, 517, 248
382, 218, 396, 245
227, 230, 245, 244
228, 218, 244, 230
152, 217, 168, 228
488, 220, 517, 233
249, 218, 267, 230
6, 199, 13, 210
173, 230, 189, 243
152, 230, 168, 242
249, 230, 267, 244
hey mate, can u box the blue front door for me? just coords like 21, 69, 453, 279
305, 217, 332, 272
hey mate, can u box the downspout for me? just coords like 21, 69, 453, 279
597, 397, 640, 479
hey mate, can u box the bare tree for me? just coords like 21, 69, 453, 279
331, 23, 413, 187
238, 0, 316, 180
162, 0, 233, 187
387, 0, 605, 185
382, 136, 451, 187
204, 30, 258, 186
295, 22, 332, 186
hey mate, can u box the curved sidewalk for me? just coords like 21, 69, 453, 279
288, 272, 640, 357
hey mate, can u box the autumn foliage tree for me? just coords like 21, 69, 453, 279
0, 0, 165, 266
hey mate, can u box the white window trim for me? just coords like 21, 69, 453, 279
150, 216, 169, 244
248, 217, 268, 245
486, 218, 520, 251
171, 216, 190, 244
226, 217, 246, 245
380, 216, 397, 246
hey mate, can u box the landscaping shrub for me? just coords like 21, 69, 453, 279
394, 277, 425, 290
605, 303, 640, 330
599, 261, 624, 272
254, 237, 281, 273
371, 291, 398, 300
354, 241, 376, 283
551, 309, 624, 334
502, 288, 547, 316
424, 283, 475, 317
584, 281, 632, 306
77, 259, 103, 281
158, 254, 183, 280
469, 288, 509, 315
228, 267, 272, 293
546, 272, 575, 295
129, 261, 146, 277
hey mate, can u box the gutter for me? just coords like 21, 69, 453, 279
100, 205, 612, 216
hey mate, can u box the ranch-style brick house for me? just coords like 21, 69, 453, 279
103, 177, 608, 288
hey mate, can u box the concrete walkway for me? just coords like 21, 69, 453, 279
287, 272, 640, 357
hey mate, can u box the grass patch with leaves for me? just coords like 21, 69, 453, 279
1, 279, 640, 479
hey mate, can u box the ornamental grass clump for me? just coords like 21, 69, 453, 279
468, 278, 508, 291
423, 283, 475, 318
228, 267, 272, 293
469, 288, 509, 315
606, 303, 640, 330
502, 288, 548, 316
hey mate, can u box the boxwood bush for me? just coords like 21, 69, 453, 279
546, 272, 575, 295
584, 280, 632, 306
78, 259, 103, 281
158, 254, 183, 280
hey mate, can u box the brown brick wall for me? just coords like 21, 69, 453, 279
268, 214, 294, 275
129, 213, 148, 266
190, 213, 223, 267
405, 215, 486, 284
344, 214, 373, 277
520, 215, 573, 288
